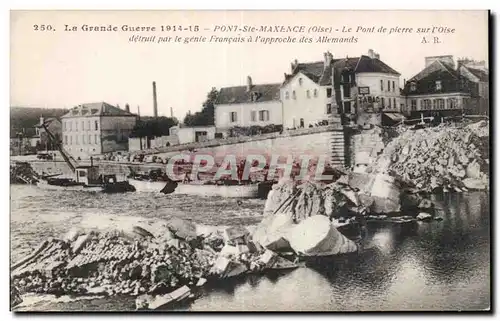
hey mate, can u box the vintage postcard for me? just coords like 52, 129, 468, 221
10, 10, 490, 312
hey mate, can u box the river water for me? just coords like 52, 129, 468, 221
10, 185, 490, 311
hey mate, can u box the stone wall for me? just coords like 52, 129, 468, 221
346, 127, 386, 168
28, 125, 348, 178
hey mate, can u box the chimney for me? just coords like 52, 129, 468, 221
170, 107, 173, 118
125, 103, 130, 113
39, 116, 44, 126
152, 81, 158, 118
246, 76, 253, 92
324, 51, 333, 69
137, 105, 141, 118
425, 55, 454, 68
291, 59, 298, 72
367, 49, 375, 59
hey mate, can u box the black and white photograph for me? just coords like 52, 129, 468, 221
9, 10, 490, 312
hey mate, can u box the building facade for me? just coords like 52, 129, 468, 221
169, 125, 216, 144
281, 52, 336, 129
61, 102, 137, 158
458, 59, 489, 115
402, 56, 475, 119
280, 50, 402, 129
332, 49, 402, 126
215, 76, 282, 136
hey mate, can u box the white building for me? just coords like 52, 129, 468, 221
169, 125, 216, 144
61, 102, 137, 158
281, 51, 335, 129
280, 50, 402, 128
214, 76, 282, 136
331, 49, 402, 126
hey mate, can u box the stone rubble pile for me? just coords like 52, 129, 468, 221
371, 122, 489, 192
11, 218, 300, 310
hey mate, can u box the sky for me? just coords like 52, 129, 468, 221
10, 10, 488, 120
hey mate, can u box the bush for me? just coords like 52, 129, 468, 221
228, 124, 283, 138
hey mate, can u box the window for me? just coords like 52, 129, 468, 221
410, 82, 417, 92
285, 91, 289, 100
313, 89, 318, 97
422, 99, 432, 110
326, 88, 332, 98
87, 121, 90, 131
411, 99, 417, 111
259, 110, 269, 121
437, 99, 445, 109
433, 99, 438, 110
300, 118, 305, 128
381, 97, 385, 108
230, 112, 238, 123
392, 81, 395, 92
94, 134, 98, 144
75, 121, 78, 132
88, 135, 92, 144
326, 104, 332, 114
64, 135, 68, 144
292, 91, 296, 99
251, 110, 256, 122
95, 121, 99, 130
435, 80, 442, 91
70, 136, 73, 145
387, 80, 391, 92
306, 90, 311, 98
75, 135, 79, 144
393, 98, 396, 109
298, 78, 303, 86
81, 121, 84, 131
388, 98, 392, 108
448, 98, 457, 109
380, 80, 384, 91
69, 122, 72, 132
83, 135, 86, 144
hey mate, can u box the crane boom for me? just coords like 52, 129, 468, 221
40, 122, 78, 172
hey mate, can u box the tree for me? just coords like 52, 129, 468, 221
183, 87, 218, 126
130, 116, 179, 138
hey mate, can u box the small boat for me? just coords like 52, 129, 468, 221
37, 178, 104, 192
127, 177, 171, 193
173, 181, 259, 198
37, 167, 135, 193
128, 176, 261, 198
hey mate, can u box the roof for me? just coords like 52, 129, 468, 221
402, 60, 467, 95
215, 83, 281, 105
61, 102, 135, 118
284, 55, 400, 86
35, 117, 61, 128
464, 67, 488, 82
354, 56, 401, 75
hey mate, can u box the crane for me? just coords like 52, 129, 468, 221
39, 121, 78, 172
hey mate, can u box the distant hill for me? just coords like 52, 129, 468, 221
10, 107, 68, 137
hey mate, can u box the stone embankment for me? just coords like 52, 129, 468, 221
370, 121, 489, 192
